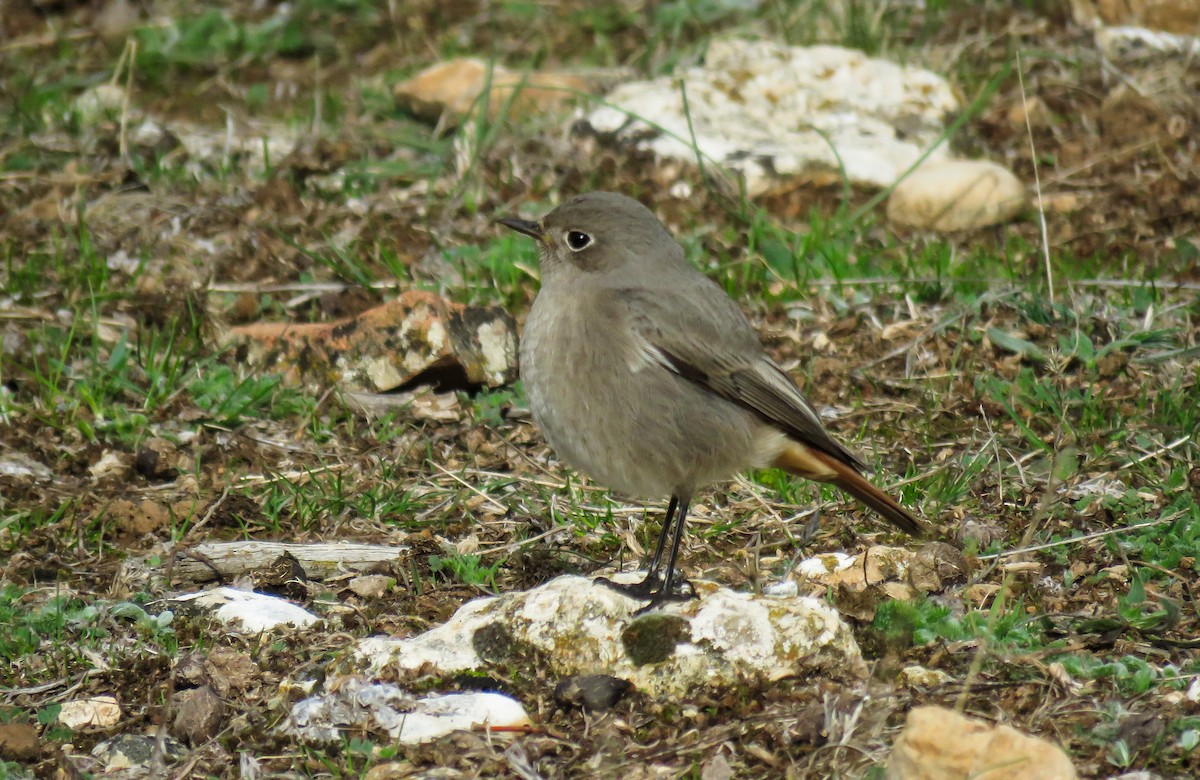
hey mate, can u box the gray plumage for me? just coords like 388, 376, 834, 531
498, 191, 924, 607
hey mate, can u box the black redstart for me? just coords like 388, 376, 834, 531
499, 192, 925, 610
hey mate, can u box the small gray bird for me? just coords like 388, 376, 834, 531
498, 192, 925, 610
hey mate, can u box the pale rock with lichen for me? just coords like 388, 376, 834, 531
584, 38, 959, 194
353, 574, 866, 698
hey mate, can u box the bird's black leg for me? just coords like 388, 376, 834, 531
596, 494, 696, 608
642, 495, 678, 580
637, 496, 694, 613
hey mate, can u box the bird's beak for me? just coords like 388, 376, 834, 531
496, 217, 546, 242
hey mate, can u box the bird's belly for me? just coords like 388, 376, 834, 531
520, 307, 771, 499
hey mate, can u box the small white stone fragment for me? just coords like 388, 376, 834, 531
0, 453, 53, 480
668, 181, 694, 199
796, 552, 855, 578
130, 119, 166, 146
172, 587, 319, 632
401, 692, 530, 744
89, 450, 128, 479
58, 695, 122, 729
898, 665, 953, 688
283, 678, 529, 745
762, 580, 798, 597
347, 575, 395, 599
356, 595, 496, 674
1096, 25, 1200, 61
74, 84, 126, 122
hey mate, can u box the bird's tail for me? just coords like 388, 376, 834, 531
773, 439, 926, 537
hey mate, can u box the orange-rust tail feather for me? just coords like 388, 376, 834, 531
773, 441, 926, 537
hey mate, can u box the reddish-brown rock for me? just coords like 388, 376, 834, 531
1070, 0, 1200, 34
225, 291, 518, 393
0, 722, 39, 761
173, 686, 225, 745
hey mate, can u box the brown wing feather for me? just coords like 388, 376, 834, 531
617, 285, 862, 467
774, 440, 925, 537
614, 285, 925, 537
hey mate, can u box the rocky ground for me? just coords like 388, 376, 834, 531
1, 1, 1199, 778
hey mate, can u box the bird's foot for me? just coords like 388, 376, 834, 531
594, 572, 697, 612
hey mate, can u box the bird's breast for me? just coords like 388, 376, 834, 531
518, 289, 768, 499
519, 292, 625, 455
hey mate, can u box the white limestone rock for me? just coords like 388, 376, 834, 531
584, 38, 959, 194
354, 574, 866, 698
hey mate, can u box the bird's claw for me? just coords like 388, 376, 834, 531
595, 573, 697, 610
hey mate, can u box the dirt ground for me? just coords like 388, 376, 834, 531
1, 1, 1199, 778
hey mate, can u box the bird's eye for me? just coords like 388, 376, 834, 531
565, 230, 593, 251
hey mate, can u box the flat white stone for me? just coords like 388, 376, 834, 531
283, 679, 529, 745
172, 587, 319, 632
761, 580, 799, 597
795, 552, 856, 578
0, 453, 53, 480
172, 121, 299, 177
796, 546, 913, 585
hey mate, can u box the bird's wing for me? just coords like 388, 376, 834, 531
615, 283, 866, 471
